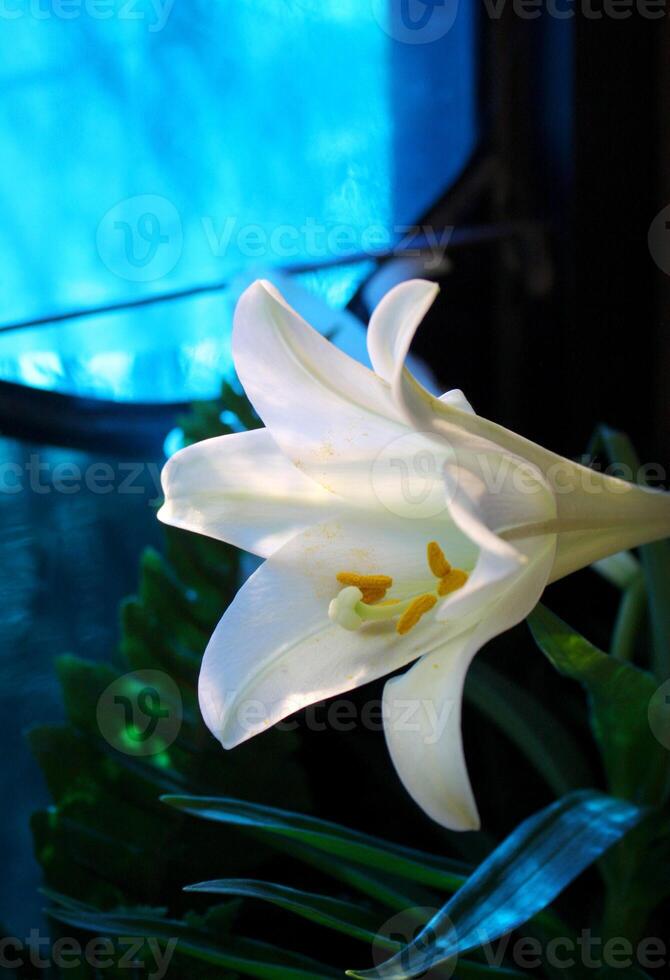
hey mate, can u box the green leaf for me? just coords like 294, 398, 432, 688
466, 660, 593, 796
609, 570, 647, 662
283, 841, 439, 913
184, 881, 531, 979
347, 792, 642, 979
592, 551, 641, 590
528, 604, 669, 806
186, 879, 386, 947
162, 795, 469, 893
47, 902, 340, 980
640, 540, 670, 679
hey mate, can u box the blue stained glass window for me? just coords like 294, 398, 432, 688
0, 0, 478, 402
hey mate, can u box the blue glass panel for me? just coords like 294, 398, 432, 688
0, 0, 477, 401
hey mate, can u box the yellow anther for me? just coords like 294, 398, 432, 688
360, 588, 387, 604
396, 594, 437, 636
427, 541, 451, 579
438, 569, 469, 596
337, 572, 393, 604
337, 572, 393, 589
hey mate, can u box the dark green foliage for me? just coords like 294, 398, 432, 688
28, 385, 313, 976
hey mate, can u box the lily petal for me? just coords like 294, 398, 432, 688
373, 280, 670, 576
440, 388, 475, 414
232, 280, 407, 505
435, 460, 555, 623
367, 278, 440, 384
158, 429, 343, 558
383, 532, 556, 831
198, 514, 479, 750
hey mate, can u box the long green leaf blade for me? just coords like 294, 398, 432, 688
528, 604, 670, 806
186, 879, 385, 947
162, 795, 468, 891
347, 791, 642, 979
593, 425, 670, 679
185, 880, 531, 979
47, 905, 340, 979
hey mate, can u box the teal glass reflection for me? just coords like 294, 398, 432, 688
0, 0, 477, 401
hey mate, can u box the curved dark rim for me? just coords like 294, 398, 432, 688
0, 379, 188, 455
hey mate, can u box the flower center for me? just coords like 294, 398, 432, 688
328, 541, 469, 635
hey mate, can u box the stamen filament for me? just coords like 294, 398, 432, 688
330, 543, 470, 635
355, 598, 410, 622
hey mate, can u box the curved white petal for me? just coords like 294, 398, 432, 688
367, 279, 440, 384
435, 459, 556, 623
158, 429, 343, 558
371, 281, 670, 573
368, 281, 531, 469
366, 277, 475, 417
232, 280, 408, 505
198, 514, 479, 749
439, 388, 475, 414
383, 531, 556, 831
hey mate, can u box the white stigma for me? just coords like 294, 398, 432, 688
328, 586, 364, 631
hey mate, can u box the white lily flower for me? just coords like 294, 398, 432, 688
158, 279, 670, 831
